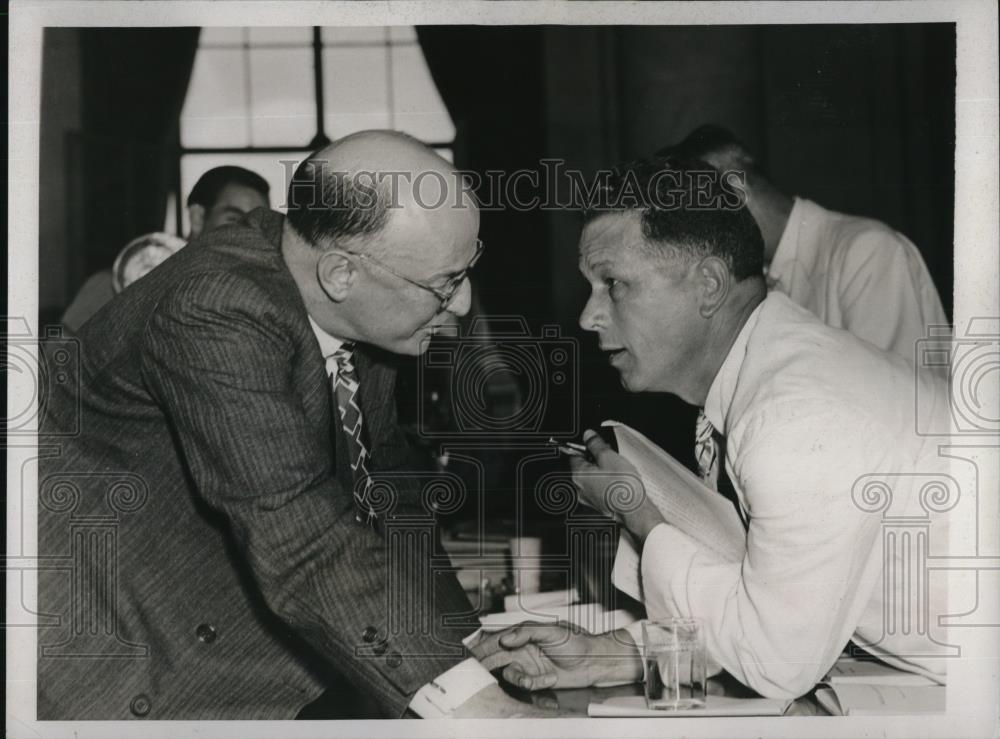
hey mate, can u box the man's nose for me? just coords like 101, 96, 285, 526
578, 292, 601, 332
445, 277, 473, 317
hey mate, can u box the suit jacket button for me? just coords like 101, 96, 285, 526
129, 694, 151, 717
361, 626, 378, 643
386, 651, 403, 668
196, 624, 218, 644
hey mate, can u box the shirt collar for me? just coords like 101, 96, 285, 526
765, 196, 804, 284
307, 315, 346, 359
702, 300, 765, 434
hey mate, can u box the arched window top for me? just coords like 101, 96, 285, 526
174, 26, 454, 232
181, 26, 455, 149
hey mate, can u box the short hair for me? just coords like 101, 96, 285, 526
284, 153, 391, 249
655, 124, 760, 175
186, 166, 270, 209
582, 155, 764, 280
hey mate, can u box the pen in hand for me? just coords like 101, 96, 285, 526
547, 437, 591, 459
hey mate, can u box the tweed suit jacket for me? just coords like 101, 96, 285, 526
37, 209, 477, 720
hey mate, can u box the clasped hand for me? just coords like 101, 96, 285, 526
467, 621, 642, 691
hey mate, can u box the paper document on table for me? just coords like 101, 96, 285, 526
588, 695, 790, 717
602, 421, 746, 601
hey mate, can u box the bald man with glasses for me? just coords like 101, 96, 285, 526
38, 131, 545, 720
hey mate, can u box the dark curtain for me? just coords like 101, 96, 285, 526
415, 27, 579, 541
71, 28, 199, 275
417, 26, 550, 323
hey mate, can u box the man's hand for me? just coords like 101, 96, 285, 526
569, 430, 644, 516
468, 621, 643, 691
571, 429, 667, 542
448, 683, 566, 718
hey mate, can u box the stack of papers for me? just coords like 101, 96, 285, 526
815, 684, 945, 716
824, 657, 938, 686
816, 657, 945, 715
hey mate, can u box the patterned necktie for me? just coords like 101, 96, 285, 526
695, 409, 748, 531
328, 345, 376, 524
694, 409, 720, 488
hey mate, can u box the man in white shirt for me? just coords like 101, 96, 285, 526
471, 155, 951, 699
658, 124, 948, 364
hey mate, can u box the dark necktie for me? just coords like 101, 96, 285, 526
695, 410, 749, 531
328, 345, 376, 525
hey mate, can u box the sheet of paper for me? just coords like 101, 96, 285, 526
588, 695, 790, 717
602, 421, 747, 600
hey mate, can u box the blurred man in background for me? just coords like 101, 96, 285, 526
658, 124, 948, 364
60, 165, 270, 332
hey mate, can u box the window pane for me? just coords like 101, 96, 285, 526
322, 26, 387, 45
248, 48, 316, 146
390, 45, 455, 143
181, 48, 250, 148
389, 26, 417, 43
199, 27, 246, 46
247, 27, 312, 45
179, 152, 309, 233
322, 47, 390, 137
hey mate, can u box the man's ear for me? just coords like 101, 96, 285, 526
188, 204, 206, 239
697, 256, 730, 318
316, 250, 357, 303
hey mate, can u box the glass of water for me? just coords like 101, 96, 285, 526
642, 617, 707, 710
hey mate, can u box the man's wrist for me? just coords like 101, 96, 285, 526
595, 630, 644, 684
622, 499, 665, 543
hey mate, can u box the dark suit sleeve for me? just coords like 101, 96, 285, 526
138, 271, 469, 716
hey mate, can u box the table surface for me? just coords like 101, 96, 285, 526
519, 672, 828, 717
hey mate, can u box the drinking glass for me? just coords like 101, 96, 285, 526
642, 617, 707, 710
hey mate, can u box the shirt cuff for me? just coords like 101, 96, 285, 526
407, 658, 497, 718
623, 619, 646, 649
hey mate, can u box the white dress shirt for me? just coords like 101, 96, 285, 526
308, 317, 496, 717
768, 197, 948, 365
635, 293, 952, 699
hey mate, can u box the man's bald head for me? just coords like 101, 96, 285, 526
285, 130, 471, 252
281, 130, 481, 356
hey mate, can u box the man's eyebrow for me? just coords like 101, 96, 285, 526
583, 258, 613, 273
